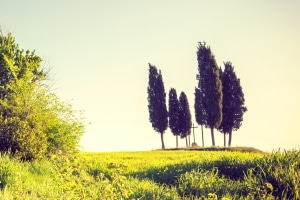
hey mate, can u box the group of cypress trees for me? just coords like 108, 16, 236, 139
147, 63, 192, 149
147, 42, 247, 149
169, 88, 192, 149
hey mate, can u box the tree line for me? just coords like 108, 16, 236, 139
0, 32, 84, 160
147, 42, 247, 149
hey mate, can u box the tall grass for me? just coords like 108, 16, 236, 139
0, 149, 298, 199
254, 150, 300, 199
0, 153, 20, 189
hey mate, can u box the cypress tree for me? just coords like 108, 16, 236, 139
194, 87, 205, 147
178, 92, 192, 147
147, 63, 168, 149
168, 88, 180, 148
196, 42, 222, 146
218, 62, 247, 147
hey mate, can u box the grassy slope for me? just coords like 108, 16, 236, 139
0, 148, 299, 199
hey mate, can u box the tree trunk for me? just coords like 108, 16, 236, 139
160, 132, 165, 149
228, 130, 232, 147
176, 135, 178, 149
224, 133, 226, 147
201, 125, 204, 147
185, 137, 188, 148
210, 127, 215, 146
188, 135, 191, 147
193, 127, 196, 143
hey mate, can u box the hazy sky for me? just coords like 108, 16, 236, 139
1, 1, 299, 152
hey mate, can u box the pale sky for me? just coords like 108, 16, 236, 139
1, 1, 299, 152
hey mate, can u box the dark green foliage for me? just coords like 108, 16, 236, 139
178, 92, 192, 143
218, 62, 247, 146
168, 88, 180, 136
0, 116, 47, 160
169, 90, 192, 148
168, 88, 180, 148
195, 42, 222, 146
147, 63, 168, 149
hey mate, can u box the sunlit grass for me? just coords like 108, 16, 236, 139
0, 149, 298, 199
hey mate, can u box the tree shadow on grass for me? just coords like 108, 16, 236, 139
127, 158, 257, 185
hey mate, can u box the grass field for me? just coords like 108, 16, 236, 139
0, 148, 299, 199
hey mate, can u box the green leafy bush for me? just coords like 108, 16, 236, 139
0, 116, 47, 160
0, 33, 84, 160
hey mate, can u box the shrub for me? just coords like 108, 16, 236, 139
0, 33, 84, 160
0, 116, 47, 160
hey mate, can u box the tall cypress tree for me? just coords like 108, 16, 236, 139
218, 62, 247, 147
168, 88, 180, 148
178, 92, 192, 147
147, 63, 168, 149
194, 87, 205, 147
196, 42, 222, 146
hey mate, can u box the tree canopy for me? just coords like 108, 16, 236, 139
178, 92, 192, 147
147, 63, 168, 149
195, 42, 222, 146
168, 88, 180, 148
148, 42, 247, 148
218, 62, 247, 146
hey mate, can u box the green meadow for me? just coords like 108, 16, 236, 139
0, 148, 299, 199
